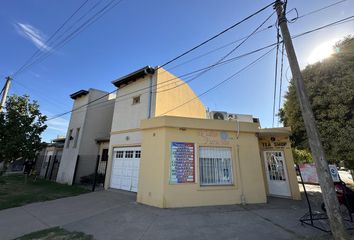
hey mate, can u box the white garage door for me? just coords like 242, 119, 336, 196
110, 147, 141, 192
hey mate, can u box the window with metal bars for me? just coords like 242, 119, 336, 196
199, 147, 233, 186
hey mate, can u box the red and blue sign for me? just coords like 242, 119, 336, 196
170, 142, 195, 184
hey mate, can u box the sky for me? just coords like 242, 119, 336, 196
0, 0, 353, 142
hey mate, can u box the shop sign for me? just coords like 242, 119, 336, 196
261, 141, 287, 149
199, 130, 234, 145
170, 142, 195, 184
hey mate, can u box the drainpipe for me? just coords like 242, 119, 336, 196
236, 120, 246, 205
148, 75, 153, 118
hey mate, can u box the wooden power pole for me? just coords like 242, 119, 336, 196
0, 76, 12, 112
274, 1, 349, 239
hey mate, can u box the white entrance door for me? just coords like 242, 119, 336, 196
264, 151, 291, 197
110, 147, 141, 192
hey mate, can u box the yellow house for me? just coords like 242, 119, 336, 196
70, 65, 301, 208
137, 116, 301, 208
104, 66, 206, 192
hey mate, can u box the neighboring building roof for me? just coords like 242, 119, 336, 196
257, 127, 291, 137
112, 66, 155, 88
70, 90, 89, 99
52, 137, 66, 143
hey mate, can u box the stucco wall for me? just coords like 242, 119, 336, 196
154, 68, 206, 118
137, 116, 268, 208
107, 68, 207, 189
57, 89, 115, 184
56, 94, 88, 184
111, 75, 156, 132
75, 89, 115, 183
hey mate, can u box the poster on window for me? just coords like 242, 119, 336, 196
170, 142, 195, 184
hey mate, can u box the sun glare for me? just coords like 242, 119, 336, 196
307, 39, 338, 64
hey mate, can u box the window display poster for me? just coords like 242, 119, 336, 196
170, 142, 195, 184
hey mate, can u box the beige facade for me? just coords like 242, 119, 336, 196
105, 66, 206, 189
137, 116, 300, 208
58, 66, 300, 208
57, 89, 115, 185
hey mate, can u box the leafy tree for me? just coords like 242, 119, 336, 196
292, 148, 313, 164
0, 95, 47, 171
279, 36, 354, 168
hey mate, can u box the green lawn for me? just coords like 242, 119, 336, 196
15, 227, 94, 240
0, 174, 89, 210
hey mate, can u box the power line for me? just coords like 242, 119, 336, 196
293, 15, 354, 38
12, 0, 349, 112
47, 43, 277, 121
158, 48, 276, 116
272, 27, 281, 127
277, 42, 285, 125
155, 11, 276, 93
11, 80, 70, 110
14, 0, 124, 77
8, 0, 124, 111
297, 0, 349, 20
46, 14, 354, 121
158, 1, 276, 69
165, 1, 350, 73
62, 19, 281, 117
166, 24, 274, 72
13, 0, 90, 77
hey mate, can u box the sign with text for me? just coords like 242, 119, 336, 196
170, 142, 195, 184
299, 164, 340, 183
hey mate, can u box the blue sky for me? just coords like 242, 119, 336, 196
1, 0, 353, 142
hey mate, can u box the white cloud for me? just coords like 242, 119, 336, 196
14, 22, 51, 51
45, 116, 69, 133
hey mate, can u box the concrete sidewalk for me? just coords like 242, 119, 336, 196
0, 190, 333, 240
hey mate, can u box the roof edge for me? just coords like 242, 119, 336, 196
111, 66, 155, 88
70, 90, 89, 99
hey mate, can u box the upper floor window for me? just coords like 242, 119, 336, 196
132, 96, 140, 105
66, 129, 73, 148
73, 128, 80, 148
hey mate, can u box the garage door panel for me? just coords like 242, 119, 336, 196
110, 147, 141, 193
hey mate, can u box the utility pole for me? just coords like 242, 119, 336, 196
274, 1, 349, 239
0, 76, 12, 112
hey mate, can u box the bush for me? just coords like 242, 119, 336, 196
293, 148, 313, 164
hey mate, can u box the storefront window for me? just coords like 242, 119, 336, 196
199, 147, 233, 185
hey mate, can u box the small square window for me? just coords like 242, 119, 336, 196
125, 151, 134, 158
116, 151, 124, 158
135, 151, 141, 158
132, 96, 140, 105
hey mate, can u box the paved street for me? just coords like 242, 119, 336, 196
0, 188, 338, 240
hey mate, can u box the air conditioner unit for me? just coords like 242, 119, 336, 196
208, 111, 228, 120
227, 114, 237, 120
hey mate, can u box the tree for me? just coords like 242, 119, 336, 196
279, 36, 354, 169
0, 95, 47, 171
292, 148, 313, 164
